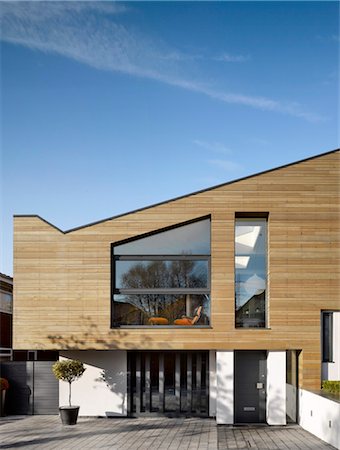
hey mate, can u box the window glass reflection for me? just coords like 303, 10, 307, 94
114, 219, 210, 255
116, 260, 208, 289
235, 219, 267, 328
113, 293, 210, 326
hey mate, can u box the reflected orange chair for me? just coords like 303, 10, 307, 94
173, 306, 202, 326
148, 317, 169, 325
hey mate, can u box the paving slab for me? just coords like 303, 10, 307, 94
0, 416, 336, 450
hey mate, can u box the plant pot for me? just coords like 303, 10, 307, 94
59, 406, 80, 425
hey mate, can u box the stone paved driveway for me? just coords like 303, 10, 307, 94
0, 416, 335, 450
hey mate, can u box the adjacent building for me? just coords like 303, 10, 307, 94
13, 149, 340, 424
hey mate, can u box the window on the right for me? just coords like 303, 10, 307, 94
322, 311, 333, 363
235, 216, 267, 328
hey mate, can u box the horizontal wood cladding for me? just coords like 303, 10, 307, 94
13, 151, 340, 389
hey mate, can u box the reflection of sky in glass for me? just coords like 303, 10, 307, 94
114, 219, 210, 255
116, 260, 208, 289
235, 220, 266, 308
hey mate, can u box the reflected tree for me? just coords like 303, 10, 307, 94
121, 259, 207, 319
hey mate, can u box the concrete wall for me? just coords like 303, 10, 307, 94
299, 389, 340, 449
216, 351, 234, 424
59, 351, 127, 417
322, 311, 340, 381
266, 351, 286, 425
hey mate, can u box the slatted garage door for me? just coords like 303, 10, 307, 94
33, 361, 59, 414
0, 361, 58, 415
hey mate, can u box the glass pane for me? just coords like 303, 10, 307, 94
235, 219, 267, 328
0, 292, 13, 313
150, 353, 159, 412
113, 293, 210, 326
164, 352, 176, 412
114, 219, 210, 255
116, 260, 208, 289
322, 312, 333, 362
180, 353, 187, 413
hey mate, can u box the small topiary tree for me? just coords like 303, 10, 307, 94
52, 360, 85, 407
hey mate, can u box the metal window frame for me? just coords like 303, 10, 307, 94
114, 255, 210, 292
322, 311, 334, 363
234, 215, 268, 330
111, 228, 211, 328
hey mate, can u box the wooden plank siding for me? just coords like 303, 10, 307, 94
13, 150, 340, 390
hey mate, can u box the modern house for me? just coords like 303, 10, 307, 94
12, 149, 339, 426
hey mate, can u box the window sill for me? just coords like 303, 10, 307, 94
235, 327, 272, 330
112, 325, 212, 329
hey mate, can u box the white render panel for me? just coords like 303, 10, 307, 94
59, 350, 127, 417
322, 311, 340, 381
299, 388, 340, 449
209, 350, 217, 417
266, 351, 286, 425
216, 351, 234, 424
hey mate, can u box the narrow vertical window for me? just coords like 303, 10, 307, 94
322, 312, 333, 362
235, 216, 267, 328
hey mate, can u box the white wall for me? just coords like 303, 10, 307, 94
59, 350, 127, 417
216, 351, 234, 424
266, 351, 286, 425
209, 350, 217, 417
322, 311, 340, 381
299, 388, 340, 449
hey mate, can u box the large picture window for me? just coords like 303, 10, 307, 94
235, 216, 267, 328
112, 218, 211, 327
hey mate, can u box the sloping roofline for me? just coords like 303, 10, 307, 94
14, 148, 340, 234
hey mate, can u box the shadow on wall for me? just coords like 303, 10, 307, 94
216, 355, 233, 424
268, 386, 286, 424
47, 315, 163, 350
52, 316, 170, 417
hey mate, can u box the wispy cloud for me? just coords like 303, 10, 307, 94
193, 140, 232, 155
214, 52, 250, 63
208, 159, 243, 172
0, 2, 324, 122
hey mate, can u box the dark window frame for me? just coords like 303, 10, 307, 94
111, 216, 211, 328
234, 214, 269, 329
322, 311, 333, 363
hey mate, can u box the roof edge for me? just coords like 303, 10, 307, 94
14, 148, 340, 234
13, 215, 65, 233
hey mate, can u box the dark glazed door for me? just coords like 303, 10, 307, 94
234, 351, 266, 423
128, 351, 208, 417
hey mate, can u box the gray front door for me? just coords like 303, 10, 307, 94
234, 351, 266, 423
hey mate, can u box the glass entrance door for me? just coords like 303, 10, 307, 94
128, 351, 209, 417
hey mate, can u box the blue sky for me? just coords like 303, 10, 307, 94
1, 1, 339, 276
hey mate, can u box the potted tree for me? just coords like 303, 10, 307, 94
0, 378, 9, 416
52, 359, 85, 425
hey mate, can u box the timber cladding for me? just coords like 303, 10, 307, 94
13, 150, 340, 389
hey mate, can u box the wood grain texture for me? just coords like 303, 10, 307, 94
13, 151, 340, 389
